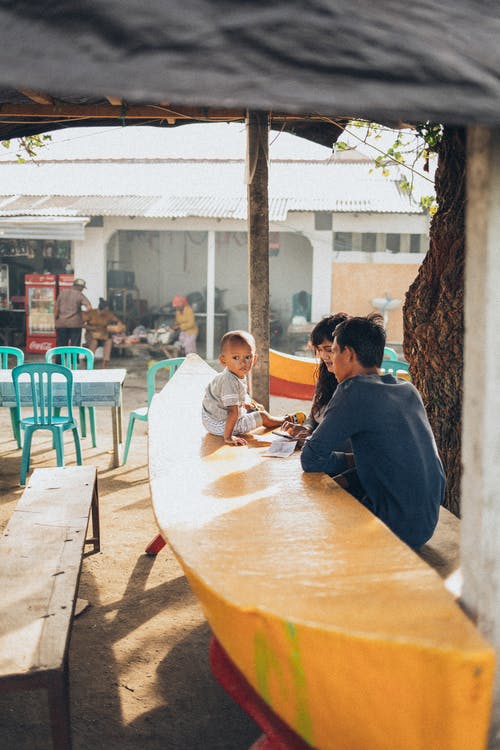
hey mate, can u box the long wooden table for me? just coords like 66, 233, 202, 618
148, 354, 495, 750
0, 368, 126, 467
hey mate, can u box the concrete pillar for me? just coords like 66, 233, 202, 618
309, 232, 332, 321
461, 126, 500, 747
73, 226, 107, 307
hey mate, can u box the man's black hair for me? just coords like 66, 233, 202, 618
334, 314, 386, 368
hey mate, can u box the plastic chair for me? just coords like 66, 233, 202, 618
380, 358, 411, 380
12, 363, 82, 486
383, 346, 398, 360
122, 357, 185, 465
0, 345, 24, 448
45, 346, 97, 448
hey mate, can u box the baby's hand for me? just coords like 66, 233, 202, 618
225, 435, 247, 446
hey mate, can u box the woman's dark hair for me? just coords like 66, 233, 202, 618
310, 312, 349, 420
98, 297, 109, 310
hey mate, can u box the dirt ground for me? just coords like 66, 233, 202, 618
0, 350, 310, 750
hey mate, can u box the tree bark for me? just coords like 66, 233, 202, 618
403, 126, 466, 516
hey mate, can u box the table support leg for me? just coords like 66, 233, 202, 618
111, 406, 120, 468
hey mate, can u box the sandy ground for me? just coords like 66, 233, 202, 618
0, 350, 310, 750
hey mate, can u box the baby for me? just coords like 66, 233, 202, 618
202, 330, 305, 446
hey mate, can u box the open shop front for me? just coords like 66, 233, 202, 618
0, 238, 73, 349
0, 217, 87, 350
105, 227, 313, 360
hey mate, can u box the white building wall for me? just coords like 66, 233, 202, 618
308, 232, 332, 320
73, 226, 107, 307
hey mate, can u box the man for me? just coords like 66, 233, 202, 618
300, 314, 445, 549
54, 277, 92, 348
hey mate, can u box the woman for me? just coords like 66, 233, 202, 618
281, 312, 349, 442
303, 312, 350, 432
85, 298, 124, 368
171, 294, 198, 354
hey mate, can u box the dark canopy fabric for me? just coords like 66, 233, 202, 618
0, 1, 499, 126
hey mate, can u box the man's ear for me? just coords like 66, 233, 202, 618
345, 346, 355, 362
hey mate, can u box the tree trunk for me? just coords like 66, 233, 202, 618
403, 126, 466, 516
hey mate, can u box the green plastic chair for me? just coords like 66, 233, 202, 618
122, 357, 185, 465
383, 346, 398, 360
0, 345, 24, 448
12, 362, 82, 486
380, 358, 411, 380
45, 346, 97, 448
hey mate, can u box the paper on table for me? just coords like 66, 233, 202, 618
263, 439, 297, 457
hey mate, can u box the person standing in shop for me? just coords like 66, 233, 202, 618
54, 277, 92, 348
171, 294, 198, 354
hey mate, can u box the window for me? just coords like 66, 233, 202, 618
361, 233, 376, 253
314, 212, 333, 231
410, 234, 423, 253
386, 233, 400, 253
334, 232, 352, 252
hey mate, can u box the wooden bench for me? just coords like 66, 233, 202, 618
148, 354, 495, 750
0, 466, 100, 750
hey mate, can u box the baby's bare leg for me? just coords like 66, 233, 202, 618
260, 411, 286, 429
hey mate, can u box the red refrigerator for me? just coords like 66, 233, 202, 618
25, 274, 57, 354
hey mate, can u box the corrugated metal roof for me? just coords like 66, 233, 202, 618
0, 157, 425, 219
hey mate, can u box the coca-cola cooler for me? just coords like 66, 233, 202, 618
25, 274, 57, 354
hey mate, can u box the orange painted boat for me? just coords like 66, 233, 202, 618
269, 348, 317, 400
149, 355, 495, 750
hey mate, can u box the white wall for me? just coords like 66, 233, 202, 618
73, 226, 107, 307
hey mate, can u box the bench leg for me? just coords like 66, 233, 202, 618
47, 667, 72, 750
209, 636, 312, 750
145, 533, 166, 555
90, 479, 100, 552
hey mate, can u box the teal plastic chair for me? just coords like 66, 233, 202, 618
0, 345, 24, 448
45, 346, 97, 448
383, 346, 398, 360
12, 363, 82, 486
122, 357, 185, 465
380, 358, 411, 379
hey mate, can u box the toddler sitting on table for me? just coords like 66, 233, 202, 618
202, 330, 305, 446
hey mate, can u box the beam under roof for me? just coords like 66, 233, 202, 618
0, 91, 348, 147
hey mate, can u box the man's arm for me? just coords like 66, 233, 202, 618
300, 387, 353, 474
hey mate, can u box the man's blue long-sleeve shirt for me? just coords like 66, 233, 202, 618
301, 374, 445, 549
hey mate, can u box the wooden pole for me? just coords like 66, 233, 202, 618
246, 110, 270, 408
